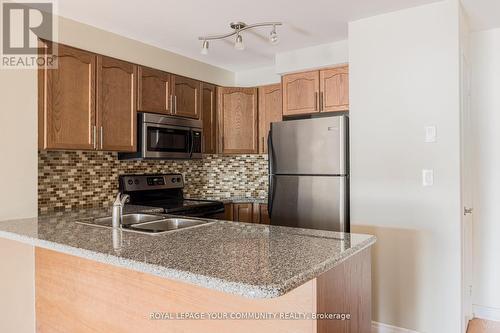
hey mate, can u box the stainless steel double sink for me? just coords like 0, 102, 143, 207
77, 213, 213, 235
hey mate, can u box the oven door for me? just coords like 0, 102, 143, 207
142, 123, 192, 159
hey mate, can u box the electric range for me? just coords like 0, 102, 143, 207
119, 174, 224, 218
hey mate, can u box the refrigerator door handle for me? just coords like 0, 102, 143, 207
268, 129, 274, 217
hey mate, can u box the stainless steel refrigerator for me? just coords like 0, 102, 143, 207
268, 115, 349, 232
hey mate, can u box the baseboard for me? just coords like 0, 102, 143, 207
372, 321, 421, 333
473, 304, 500, 322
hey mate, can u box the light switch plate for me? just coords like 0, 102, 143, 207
422, 169, 434, 186
425, 126, 437, 143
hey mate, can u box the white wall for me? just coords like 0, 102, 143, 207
234, 66, 281, 87
349, 1, 462, 332
49, 17, 235, 86
470, 28, 500, 318
235, 39, 349, 86
0, 62, 37, 333
275, 39, 348, 74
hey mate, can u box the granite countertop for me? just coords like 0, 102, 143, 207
0, 206, 375, 299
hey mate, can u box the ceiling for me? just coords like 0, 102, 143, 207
461, 0, 500, 32
57, 0, 443, 72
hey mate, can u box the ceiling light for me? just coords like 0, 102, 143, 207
198, 21, 282, 53
201, 40, 209, 55
234, 34, 245, 50
269, 25, 279, 44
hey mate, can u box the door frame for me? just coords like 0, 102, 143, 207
460, 50, 474, 332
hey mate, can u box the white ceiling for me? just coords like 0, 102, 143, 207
57, 0, 442, 72
461, 0, 500, 32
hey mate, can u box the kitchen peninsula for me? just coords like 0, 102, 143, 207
0, 207, 375, 333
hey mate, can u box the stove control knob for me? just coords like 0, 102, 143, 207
171, 178, 176, 183
177, 177, 182, 183
134, 179, 139, 185
127, 179, 133, 185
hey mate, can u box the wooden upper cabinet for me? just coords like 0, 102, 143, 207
320, 65, 349, 112
137, 66, 171, 115
258, 84, 282, 154
282, 71, 319, 116
217, 87, 258, 154
96, 56, 137, 152
202, 83, 217, 154
172, 75, 201, 119
39, 43, 96, 150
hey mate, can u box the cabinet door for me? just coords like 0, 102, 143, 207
39, 43, 96, 150
224, 203, 234, 221
259, 204, 271, 225
282, 71, 319, 116
218, 87, 258, 154
251, 203, 270, 224
233, 203, 254, 223
320, 66, 349, 112
202, 83, 217, 154
137, 66, 171, 115
258, 84, 282, 154
172, 75, 201, 119
96, 56, 137, 152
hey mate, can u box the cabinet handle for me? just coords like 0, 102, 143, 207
92, 125, 97, 150
100, 126, 103, 150
315, 92, 319, 111
169, 95, 173, 112
174, 95, 178, 113
320, 92, 324, 111
261, 137, 265, 153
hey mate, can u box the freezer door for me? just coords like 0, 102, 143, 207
269, 175, 349, 232
270, 116, 348, 175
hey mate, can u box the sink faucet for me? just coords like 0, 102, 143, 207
112, 192, 130, 228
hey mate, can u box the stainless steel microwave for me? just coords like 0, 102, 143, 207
118, 113, 202, 160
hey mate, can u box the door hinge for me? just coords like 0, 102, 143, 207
464, 207, 473, 216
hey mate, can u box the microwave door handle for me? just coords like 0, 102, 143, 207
150, 127, 160, 147
189, 130, 195, 158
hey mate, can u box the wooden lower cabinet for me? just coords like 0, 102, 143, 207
257, 204, 270, 225
232, 203, 254, 223
228, 203, 269, 224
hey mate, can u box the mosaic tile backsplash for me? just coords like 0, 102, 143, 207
38, 151, 269, 212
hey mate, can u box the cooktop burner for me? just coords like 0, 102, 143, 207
119, 174, 224, 217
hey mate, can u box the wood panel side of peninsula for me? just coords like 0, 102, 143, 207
35, 247, 371, 333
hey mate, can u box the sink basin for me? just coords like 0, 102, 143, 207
76, 214, 213, 234
78, 213, 163, 228
122, 218, 212, 234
